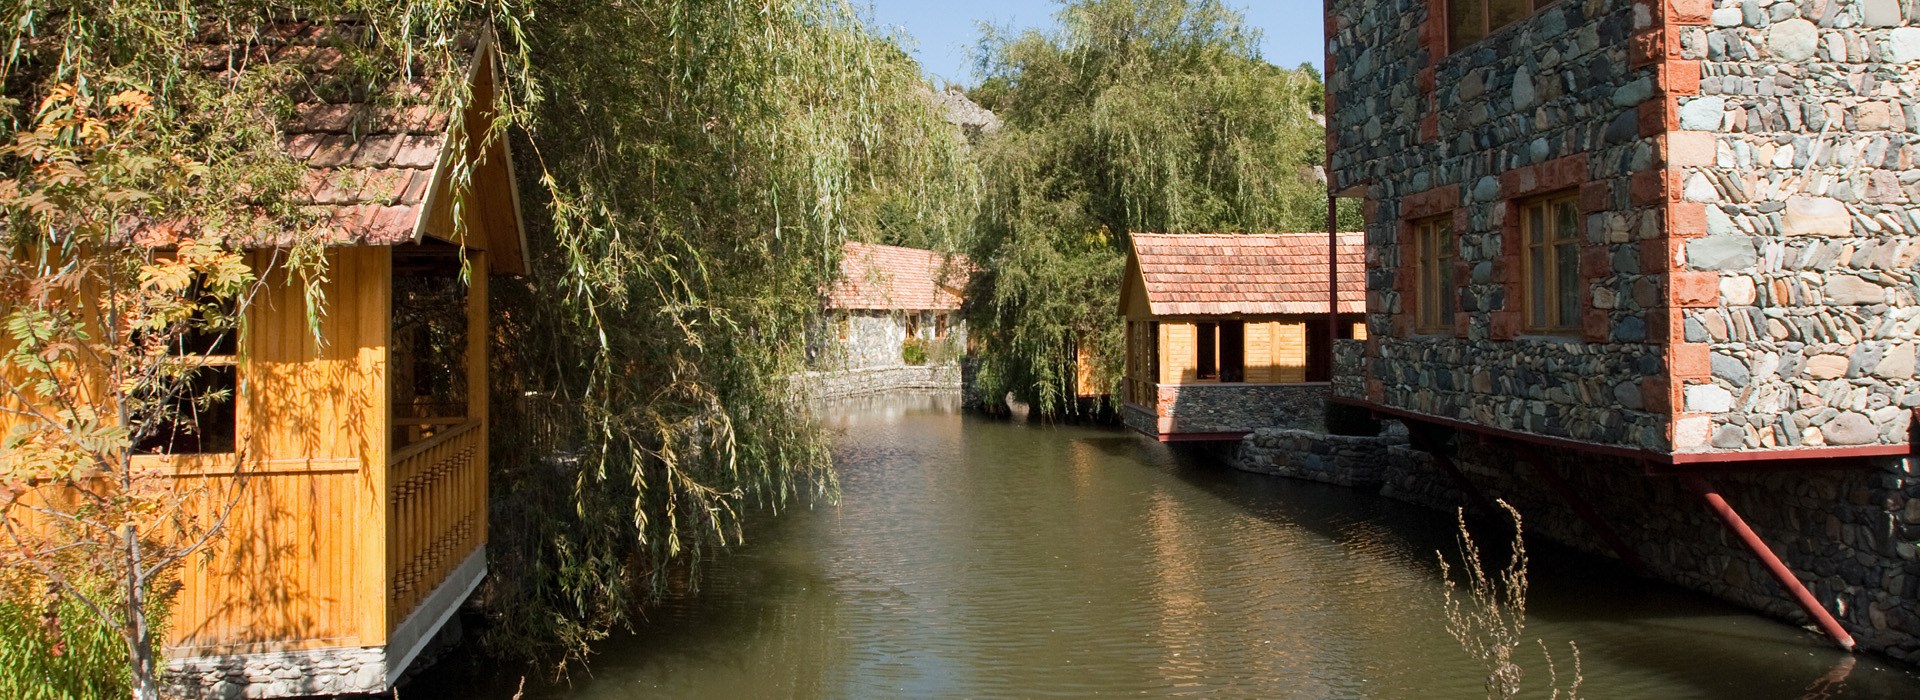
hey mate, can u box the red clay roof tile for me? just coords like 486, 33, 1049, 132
826, 242, 973, 311
1130, 232, 1365, 316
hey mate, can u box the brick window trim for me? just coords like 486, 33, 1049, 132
1487, 152, 1610, 342
1394, 184, 1468, 339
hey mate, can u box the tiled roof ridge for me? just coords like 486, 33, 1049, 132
826, 241, 973, 311
1130, 231, 1366, 316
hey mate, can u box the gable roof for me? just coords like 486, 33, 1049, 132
1125, 233, 1365, 317
189, 21, 529, 275
826, 242, 972, 311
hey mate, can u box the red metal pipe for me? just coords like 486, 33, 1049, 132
1682, 475, 1856, 651
1516, 445, 1648, 577
1326, 192, 1339, 381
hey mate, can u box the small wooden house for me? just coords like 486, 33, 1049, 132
14, 25, 527, 698
1120, 233, 1365, 441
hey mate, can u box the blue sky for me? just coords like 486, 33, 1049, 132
858, 1, 1327, 87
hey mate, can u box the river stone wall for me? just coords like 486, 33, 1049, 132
794, 364, 963, 401
165, 646, 388, 699
808, 310, 967, 371
1328, 0, 1675, 451
1153, 383, 1330, 435
1234, 425, 1427, 488
1235, 423, 1920, 663
1671, 0, 1920, 451
1438, 434, 1920, 663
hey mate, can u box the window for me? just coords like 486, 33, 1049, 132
133, 286, 239, 455
1448, 0, 1556, 51
837, 314, 850, 342
1196, 322, 1218, 380
1415, 217, 1456, 333
905, 313, 920, 339
1522, 192, 1583, 333
935, 313, 949, 339
1218, 321, 1245, 383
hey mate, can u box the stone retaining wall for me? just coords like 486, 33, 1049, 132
1231, 422, 1920, 664
1234, 425, 1426, 488
794, 364, 963, 401
1152, 383, 1330, 435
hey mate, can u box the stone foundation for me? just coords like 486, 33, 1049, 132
794, 364, 963, 401
1234, 424, 1423, 488
165, 646, 390, 699
1138, 383, 1330, 436
1231, 422, 1920, 665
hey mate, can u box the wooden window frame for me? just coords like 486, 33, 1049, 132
1520, 190, 1583, 334
1445, 0, 1560, 54
1413, 216, 1456, 334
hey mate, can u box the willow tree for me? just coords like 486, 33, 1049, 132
480, 0, 978, 670
965, 0, 1346, 413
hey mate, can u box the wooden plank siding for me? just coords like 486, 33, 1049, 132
165, 246, 392, 653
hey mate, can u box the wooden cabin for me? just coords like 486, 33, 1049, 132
1120, 233, 1365, 441
50, 26, 522, 698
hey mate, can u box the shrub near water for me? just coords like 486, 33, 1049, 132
0, 583, 148, 700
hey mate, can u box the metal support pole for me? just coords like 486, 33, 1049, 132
1326, 193, 1339, 381
1682, 475, 1856, 651
1515, 445, 1648, 577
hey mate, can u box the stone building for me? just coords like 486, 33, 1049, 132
801, 242, 971, 398
1120, 233, 1366, 440
1327, 0, 1920, 659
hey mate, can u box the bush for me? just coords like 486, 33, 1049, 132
901, 337, 929, 366
0, 584, 134, 700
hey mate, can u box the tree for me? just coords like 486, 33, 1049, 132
963, 0, 1351, 413
0, 84, 278, 700
477, 0, 979, 670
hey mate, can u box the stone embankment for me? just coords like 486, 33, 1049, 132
794, 364, 962, 401
1231, 422, 1920, 665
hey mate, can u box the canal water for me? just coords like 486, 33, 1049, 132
417, 393, 1920, 698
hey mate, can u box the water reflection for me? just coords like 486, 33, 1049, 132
410, 394, 1920, 699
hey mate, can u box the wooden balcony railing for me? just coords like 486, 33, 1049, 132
387, 418, 485, 626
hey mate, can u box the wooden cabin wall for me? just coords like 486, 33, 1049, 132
168, 246, 391, 654
1158, 322, 1196, 384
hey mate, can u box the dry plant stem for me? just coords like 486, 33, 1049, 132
1438, 499, 1581, 700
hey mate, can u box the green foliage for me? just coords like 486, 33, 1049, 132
964, 0, 1357, 413
480, 0, 978, 672
902, 337, 929, 366
0, 582, 149, 700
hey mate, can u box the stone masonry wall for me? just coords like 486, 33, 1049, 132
1329, 0, 1676, 451
1235, 425, 1429, 488
808, 310, 967, 371
1233, 423, 1920, 662
1438, 433, 1920, 662
1156, 383, 1330, 435
794, 364, 963, 401
1671, 0, 1920, 451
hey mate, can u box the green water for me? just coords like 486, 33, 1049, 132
411, 393, 1920, 698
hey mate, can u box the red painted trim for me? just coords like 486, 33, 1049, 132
1335, 397, 1909, 468
1159, 432, 1251, 443
1682, 476, 1856, 651
1667, 445, 1909, 463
